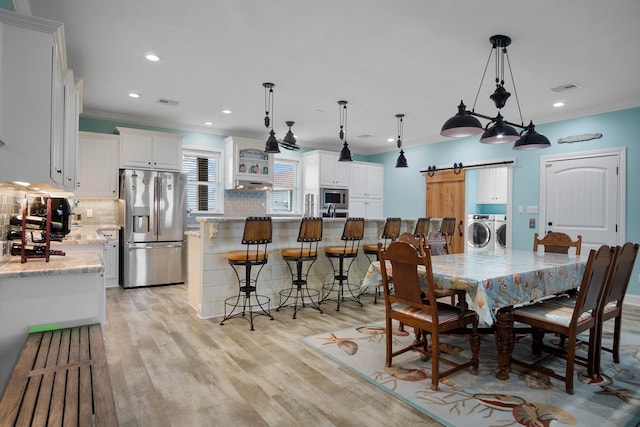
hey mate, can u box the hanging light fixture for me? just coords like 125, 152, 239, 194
279, 120, 300, 150
395, 114, 408, 168
440, 35, 550, 150
263, 82, 280, 153
337, 100, 352, 162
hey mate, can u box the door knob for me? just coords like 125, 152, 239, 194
548, 222, 553, 226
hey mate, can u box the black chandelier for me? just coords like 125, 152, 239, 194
395, 114, 407, 168
337, 100, 352, 162
440, 35, 550, 150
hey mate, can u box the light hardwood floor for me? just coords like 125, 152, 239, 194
103, 284, 640, 427
103, 285, 442, 427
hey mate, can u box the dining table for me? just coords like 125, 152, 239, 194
361, 249, 589, 380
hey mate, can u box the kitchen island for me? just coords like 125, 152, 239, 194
0, 252, 105, 395
187, 217, 417, 318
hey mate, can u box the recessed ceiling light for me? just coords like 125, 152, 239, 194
204, 121, 213, 126
387, 138, 394, 143
221, 109, 232, 114
553, 101, 565, 108
128, 92, 141, 98
145, 53, 161, 62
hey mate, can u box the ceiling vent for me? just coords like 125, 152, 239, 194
158, 98, 179, 106
549, 82, 582, 94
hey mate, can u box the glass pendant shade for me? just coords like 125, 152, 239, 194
479, 114, 519, 144
395, 149, 408, 168
264, 129, 280, 153
338, 141, 352, 162
513, 122, 551, 150
440, 101, 483, 137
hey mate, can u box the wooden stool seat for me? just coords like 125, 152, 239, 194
227, 250, 269, 262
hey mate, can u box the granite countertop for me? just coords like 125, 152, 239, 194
0, 252, 104, 279
63, 224, 121, 245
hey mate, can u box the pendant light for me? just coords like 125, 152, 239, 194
395, 114, 407, 168
440, 35, 550, 150
280, 120, 299, 150
263, 82, 280, 153
337, 100, 352, 162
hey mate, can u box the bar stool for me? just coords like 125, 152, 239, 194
413, 217, 430, 238
362, 217, 401, 303
277, 217, 324, 319
321, 217, 365, 311
220, 216, 274, 330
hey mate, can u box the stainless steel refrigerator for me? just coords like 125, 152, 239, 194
119, 169, 186, 288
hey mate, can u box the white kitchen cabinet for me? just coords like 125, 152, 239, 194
117, 127, 183, 171
477, 167, 508, 204
224, 136, 274, 189
319, 151, 350, 187
302, 150, 350, 190
0, 11, 74, 188
99, 230, 119, 288
349, 197, 383, 219
75, 132, 119, 198
348, 162, 384, 218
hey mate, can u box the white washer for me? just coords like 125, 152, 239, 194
494, 214, 507, 253
466, 214, 495, 253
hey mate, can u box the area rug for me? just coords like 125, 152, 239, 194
300, 322, 640, 427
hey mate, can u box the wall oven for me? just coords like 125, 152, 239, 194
320, 187, 348, 210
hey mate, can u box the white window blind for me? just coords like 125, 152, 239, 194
183, 150, 221, 213
268, 159, 298, 214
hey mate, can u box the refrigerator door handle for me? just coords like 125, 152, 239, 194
128, 244, 182, 250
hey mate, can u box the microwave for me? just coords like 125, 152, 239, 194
320, 188, 348, 210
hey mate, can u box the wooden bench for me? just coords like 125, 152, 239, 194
0, 324, 117, 427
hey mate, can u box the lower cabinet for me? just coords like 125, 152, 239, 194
99, 230, 119, 288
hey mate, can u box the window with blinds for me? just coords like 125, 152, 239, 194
183, 150, 221, 213
268, 159, 298, 214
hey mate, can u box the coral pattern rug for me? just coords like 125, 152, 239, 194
300, 322, 640, 427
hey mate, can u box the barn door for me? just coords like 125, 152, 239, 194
425, 169, 465, 253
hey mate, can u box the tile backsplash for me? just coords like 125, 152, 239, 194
0, 185, 22, 260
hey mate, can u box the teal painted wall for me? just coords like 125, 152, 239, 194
369, 106, 640, 295
0, 1, 13, 11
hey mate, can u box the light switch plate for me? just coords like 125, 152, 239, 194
526, 206, 539, 214
86, 208, 94, 218
529, 218, 536, 228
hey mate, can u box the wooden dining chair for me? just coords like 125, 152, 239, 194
510, 244, 617, 394
594, 242, 639, 371
377, 240, 480, 391
533, 231, 582, 255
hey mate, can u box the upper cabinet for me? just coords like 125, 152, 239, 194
348, 162, 384, 218
224, 136, 274, 189
303, 150, 350, 189
477, 167, 508, 204
76, 132, 119, 199
0, 10, 79, 189
117, 127, 183, 171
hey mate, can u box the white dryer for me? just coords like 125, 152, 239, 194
466, 214, 495, 253
494, 214, 507, 253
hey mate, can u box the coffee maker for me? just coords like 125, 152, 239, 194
30, 197, 72, 238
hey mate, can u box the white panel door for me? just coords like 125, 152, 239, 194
542, 151, 622, 252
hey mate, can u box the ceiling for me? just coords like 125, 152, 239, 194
22, 0, 640, 155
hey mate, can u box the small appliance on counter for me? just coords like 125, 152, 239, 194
119, 169, 186, 288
